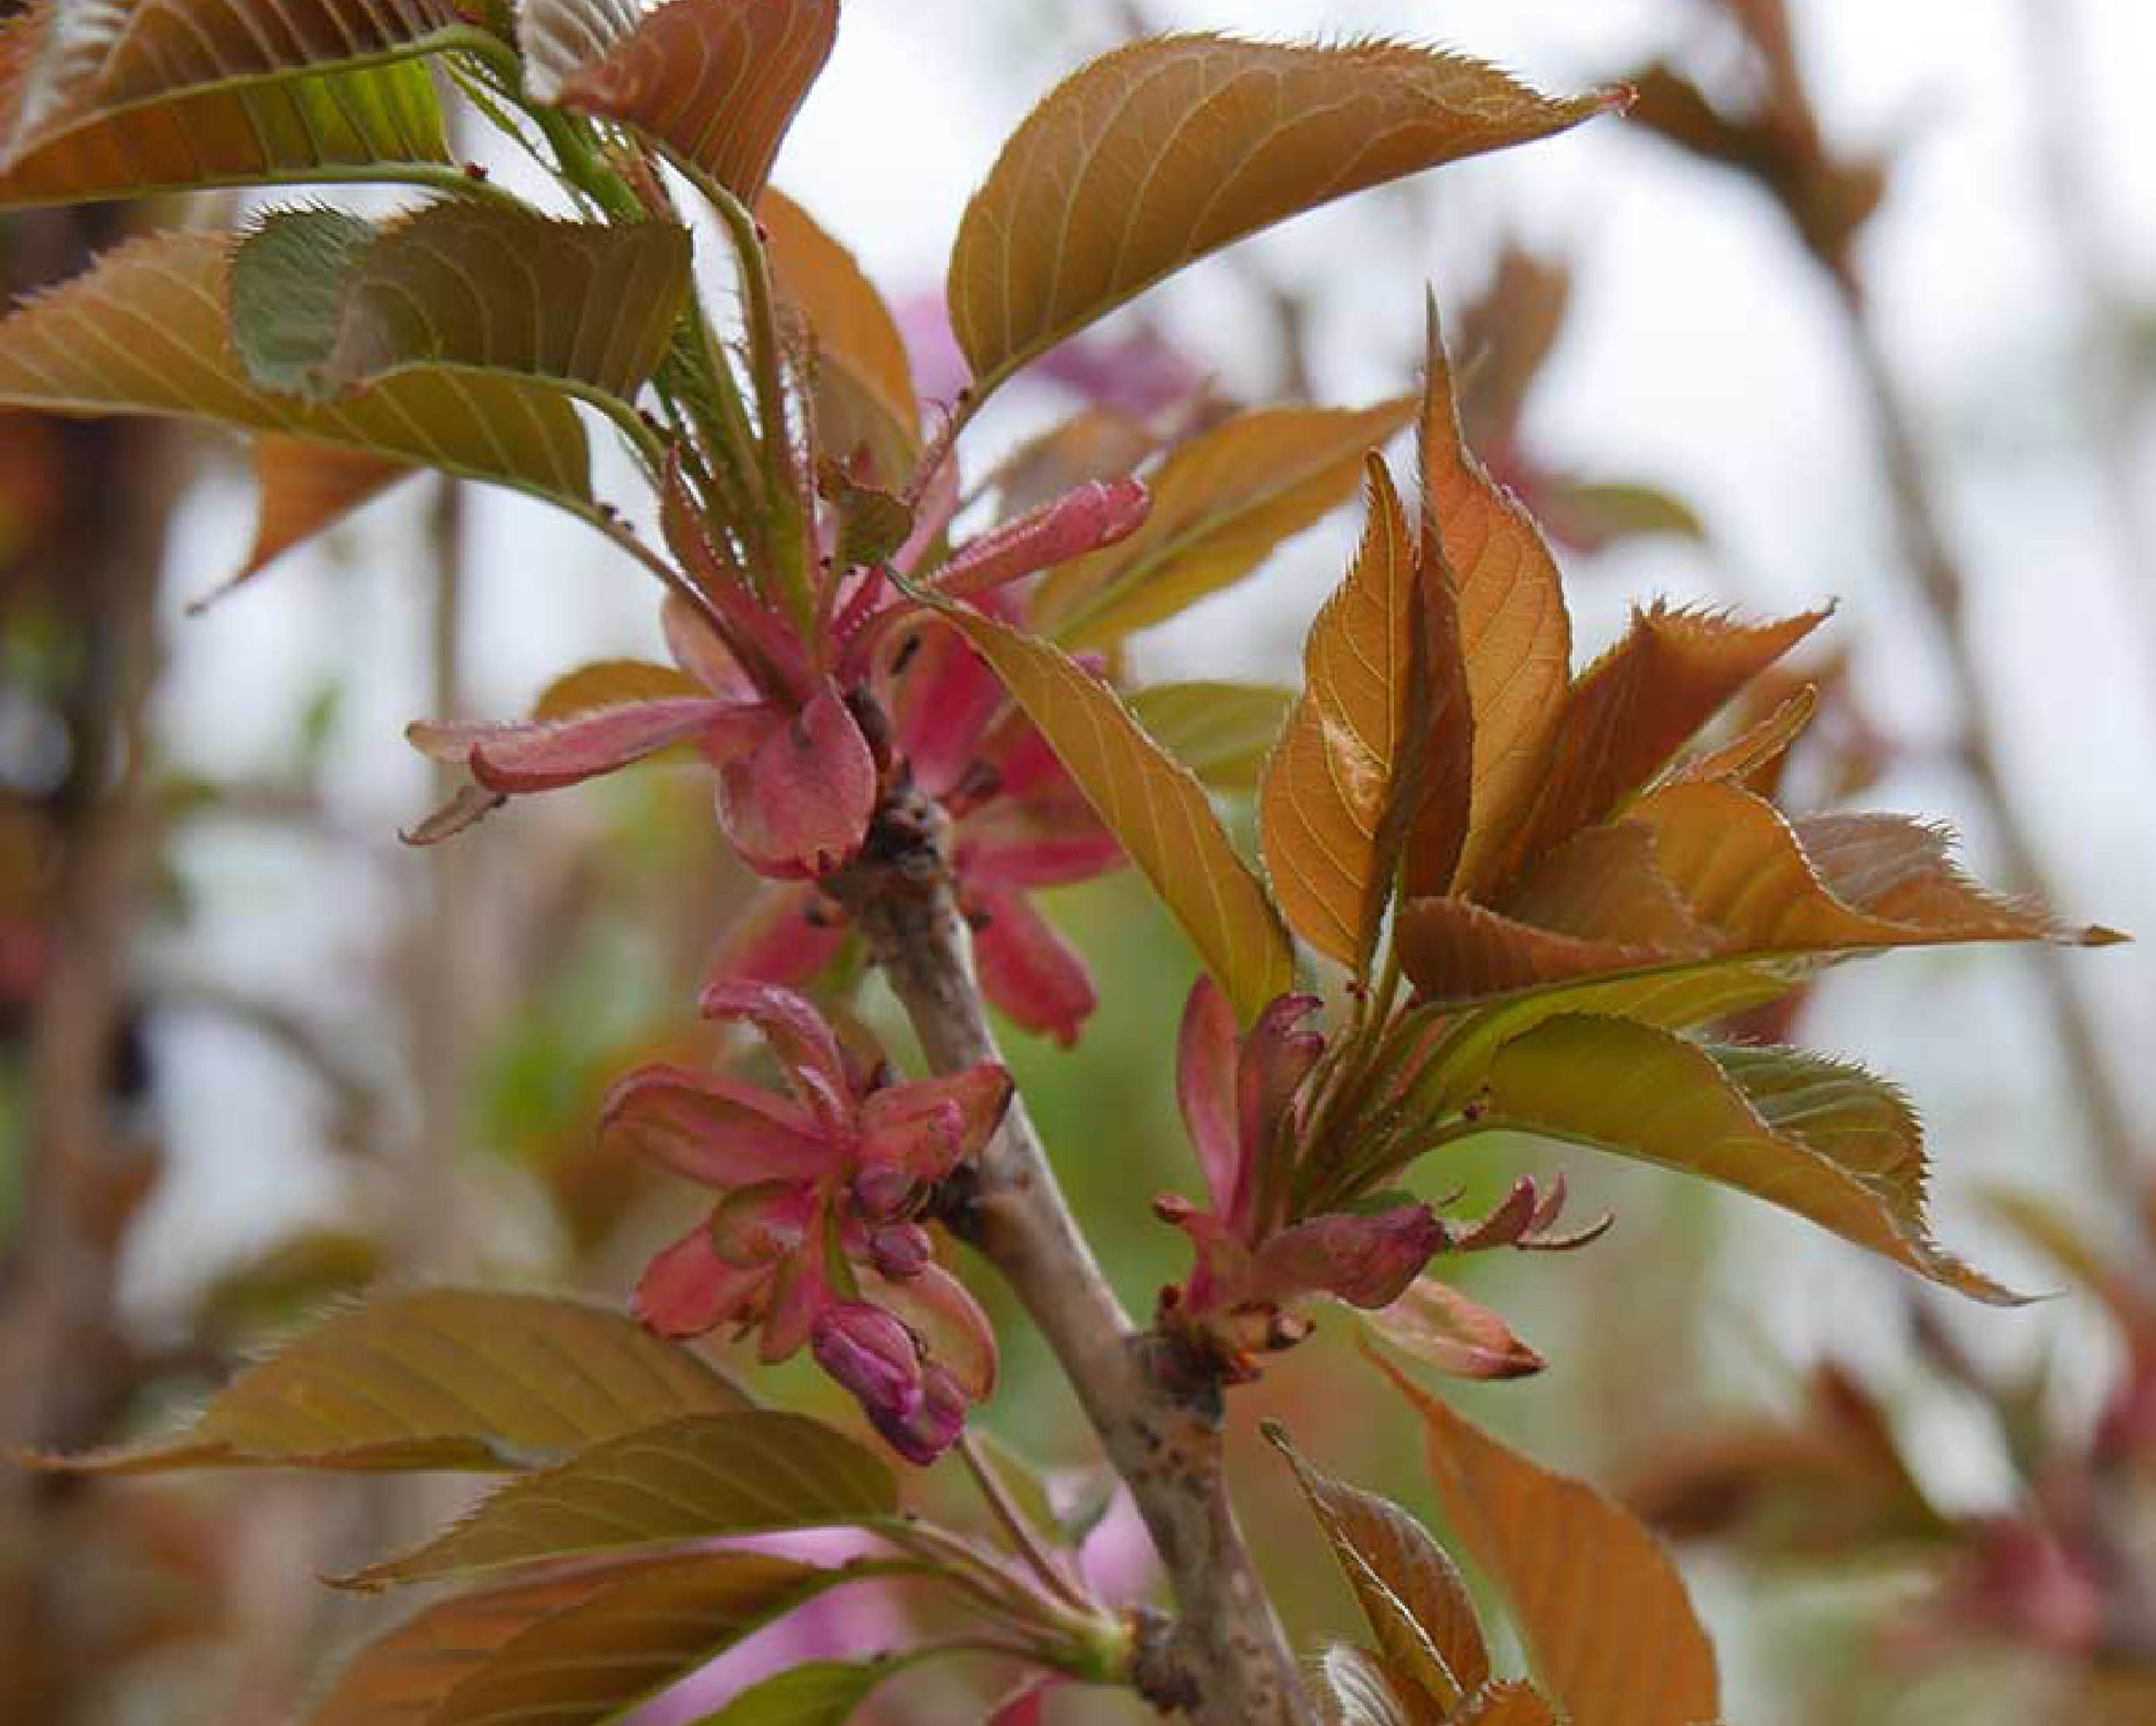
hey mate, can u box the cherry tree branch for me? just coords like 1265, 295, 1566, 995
828, 787, 1313, 1726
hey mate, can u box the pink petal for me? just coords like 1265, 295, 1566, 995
969, 885, 1097, 1047
1364, 1277, 1545, 1381
696, 981, 857, 1130
1176, 978, 1242, 1218
930, 478, 1150, 600
601, 1064, 830, 1188
710, 1181, 816, 1268
716, 687, 878, 879
958, 824, 1123, 890
661, 594, 757, 702
891, 620, 1006, 799
408, 697, 730, 792
759, 1228, 837, 1364
633, 1220, 769, 1338
858, 1064, 1012, 1183
1255, 1205, 1445, 1311
863, 1262, 998, 1401
702, 884, 850, 995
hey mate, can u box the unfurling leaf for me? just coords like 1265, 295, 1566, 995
1480, 1013, 2024, 1302
0, 232, 592, 506
1413, 295, 1575, 901
1262, 455, 1454, 971
521, 0, 837, 201
1129, 681, 1293, 791
231, 203, 691, 405
189, 438, 413, 610
1400, 784, 2117, 1011
1505, 601, 1829, 874
1033, 398, 1416, 646
947, 35, 1609, 393
919, 599, 1294, 1023
1374, 1354, 1723, 1726
1363, 1278, 1545, 1381
334, 1412, 897, 1589
1266, 1421, 1489, 1713
762, 188, 921, 482
307, 1552, 873, 1726
30, 1290, 748, 1473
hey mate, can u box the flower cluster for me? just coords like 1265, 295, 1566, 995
716, 601, 1122, 1045
408, 468, 1144, 894
605, 981, 1010, 1462
1154, 979, 1448, 1381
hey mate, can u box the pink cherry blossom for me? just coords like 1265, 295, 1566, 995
606, 981, 1007, 1461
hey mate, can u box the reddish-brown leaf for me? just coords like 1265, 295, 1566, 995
30, 1290, 750, 1474
1261, 457, 1424, 971
1033, 399, 1416, 647
1416, 296, 1572, 900
308, 1552, 874, 1726
1266, 1422, 1490, 1712
947, 35, 1608, 393
335, 1411, 896, 1589
761, 187, 921, 485
186, 438, 411, 612
1374, 1354, 1723, 1726
918, 597, 1294, 1022
1505, 602, 1829, 876
0, 232, 591, 505
0, 0, 463, 165
524, 0, 838, 202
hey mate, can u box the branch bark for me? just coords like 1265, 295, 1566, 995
829, 786, 1313, 1726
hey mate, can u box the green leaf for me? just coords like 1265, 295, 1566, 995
1374, 1353, 1723, 1726
30, 1290, 750, 1473
1265, 1422, 1488, 1714
1479, 1014, 2023, 1302
307, 1552, 899, 1726
521, 0, 837, 202
1033, 399, 1415, 646
0, 53, 456, 210
1126, 680, 1291, 792
0, 232, 592, 509
230, 202, 691, 409
947, 34, 1609, 396
335, 1412, 898, 1588
916, 597, 1294, 1023
683, 1657, 915, 1726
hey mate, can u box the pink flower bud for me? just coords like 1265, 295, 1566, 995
867, 1222, 933, 1281
811, 1302, 924, 1430
872, 1360, 969, 1466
